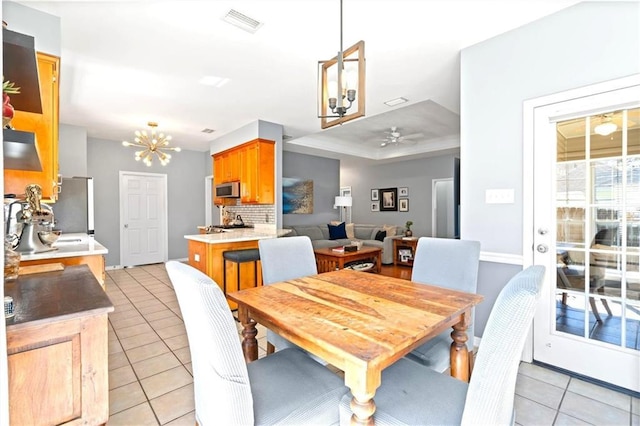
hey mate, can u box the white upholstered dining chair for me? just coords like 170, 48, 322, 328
165, 261, 347, 425
258, 236, 319, 356
339, 265, 546, 426
406, 237, 481, 372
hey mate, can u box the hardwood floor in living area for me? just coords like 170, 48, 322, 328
105, 263, 639, 425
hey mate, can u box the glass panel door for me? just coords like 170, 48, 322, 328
555, 108, 640, 350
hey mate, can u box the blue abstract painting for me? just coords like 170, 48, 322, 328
283, 178, 313, 214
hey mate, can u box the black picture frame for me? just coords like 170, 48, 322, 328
380, 188, 397, 211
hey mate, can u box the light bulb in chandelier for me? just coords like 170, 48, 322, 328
122, 121, 181, 166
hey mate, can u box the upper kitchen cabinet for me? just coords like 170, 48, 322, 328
240, 139, 274, 204
4, 52, 60, 201
212, 150, 240, 206
212, 138, 275, 205
217, 150, 241, 183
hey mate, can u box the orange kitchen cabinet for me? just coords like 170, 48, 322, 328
213, 138, 274, 205
240, 139, 274, 204
4, 52, 60, 201
213, 151, 239, 206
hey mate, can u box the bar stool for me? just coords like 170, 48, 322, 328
222, 248, 261, 295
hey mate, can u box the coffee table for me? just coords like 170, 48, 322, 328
314, 246, 382, 273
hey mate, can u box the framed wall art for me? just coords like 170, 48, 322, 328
282, 177, 314, 214
399, 198, 409, 212
371, 189, 379, 201
371, 201, 380, 212
380, 188, 397, 211
399, 187, 409, 197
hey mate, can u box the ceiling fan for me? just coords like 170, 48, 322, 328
379, 126, 424, 147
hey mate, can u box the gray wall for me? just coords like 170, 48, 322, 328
88, 138, 208, 266
282, 151, 340, 226
341, 153, 458, 237
59, 124, 88, 177
461, 1, 640, 335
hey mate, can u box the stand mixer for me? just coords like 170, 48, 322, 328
5, 184, 59, 254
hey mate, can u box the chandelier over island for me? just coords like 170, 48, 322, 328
122, 121, 181, 166
318, 0, 365, 129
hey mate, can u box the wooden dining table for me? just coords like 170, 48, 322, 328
228, 269, 484, 425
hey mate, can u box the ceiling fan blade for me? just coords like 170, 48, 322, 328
401, 132, 424, 140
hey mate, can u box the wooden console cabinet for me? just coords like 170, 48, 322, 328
5, 265, 114, 425
393, 238, 419, 266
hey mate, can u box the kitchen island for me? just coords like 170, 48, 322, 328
5, 265, 114, 425
18, 233, 108, 287
185, 226, 290, 308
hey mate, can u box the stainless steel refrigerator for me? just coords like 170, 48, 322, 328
52, 177, 95, 235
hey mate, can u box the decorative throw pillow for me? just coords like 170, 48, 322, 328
383, 224, 396, 237
375, 230, 386, 242
328, 222, 347, 240
345, 223, 355, 239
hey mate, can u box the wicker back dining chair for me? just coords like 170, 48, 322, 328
406, 237, 481, 372
339, 265, 546, 426
165, 261, 346, 425
258, 236, 320, 356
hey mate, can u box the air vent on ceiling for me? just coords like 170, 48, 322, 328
201, 128, 215, 134
222, 9, 263, 33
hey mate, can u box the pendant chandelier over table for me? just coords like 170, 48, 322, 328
317, 0, 365, 129
122, 121, 181, 166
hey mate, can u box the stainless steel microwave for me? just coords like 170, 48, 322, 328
215, 181, 240, 198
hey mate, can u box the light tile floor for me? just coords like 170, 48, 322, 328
105, 264, 640, 425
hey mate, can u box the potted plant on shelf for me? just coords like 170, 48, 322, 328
3, 78, 20, 128
405, 220, 413, 237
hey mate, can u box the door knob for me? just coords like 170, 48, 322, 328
537, 244, 548, 253
538, 228, 548, 235
124, 224, 129, 228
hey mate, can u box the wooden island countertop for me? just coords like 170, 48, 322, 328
5, 264, 114, 425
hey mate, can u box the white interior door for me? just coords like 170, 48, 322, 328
432, 178, 454, 238
120, 172, 168, 267
532, 81, 640, 393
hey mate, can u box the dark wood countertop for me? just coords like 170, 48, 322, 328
5, 264, 114, 331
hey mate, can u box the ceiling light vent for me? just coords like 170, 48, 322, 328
384, 97, 408, 107
201, 128, 215, 134
223, 9, 263, 33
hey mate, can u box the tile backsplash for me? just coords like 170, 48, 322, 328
222, 204, 276, 225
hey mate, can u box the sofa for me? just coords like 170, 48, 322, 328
284, 223, 405, 265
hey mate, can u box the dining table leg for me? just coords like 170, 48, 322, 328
237, 307, 258, 362
349, 393, 376, 426
450, 310, 472, 382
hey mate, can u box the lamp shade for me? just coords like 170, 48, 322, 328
335, 196, 352, 207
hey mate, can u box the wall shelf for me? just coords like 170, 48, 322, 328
3, 128, 42, 171
3, 27, 43, 114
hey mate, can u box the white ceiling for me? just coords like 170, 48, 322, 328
17, 0, 580, 161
